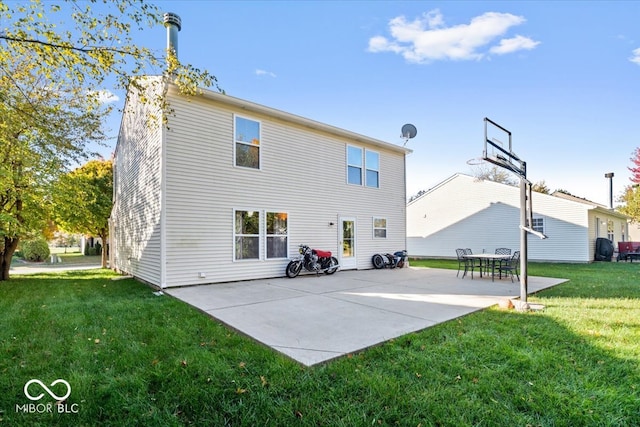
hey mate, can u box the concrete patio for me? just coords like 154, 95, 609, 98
166, 267, 567, 366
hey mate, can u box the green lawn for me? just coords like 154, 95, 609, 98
1, 262, 639, 426
55, 253, 102, 266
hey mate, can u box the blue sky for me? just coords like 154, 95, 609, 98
99, 1, 640, 206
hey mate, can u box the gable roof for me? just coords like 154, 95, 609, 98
550, 191, 609, 209
169, 82, 412, 156
410, 173, 629, 220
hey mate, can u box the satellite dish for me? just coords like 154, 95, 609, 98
401, 124, 417, 145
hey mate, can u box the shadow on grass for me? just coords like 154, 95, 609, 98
336, 306, 640, 426
0, 269, 638, 426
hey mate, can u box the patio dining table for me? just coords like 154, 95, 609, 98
463, 253, 512, 281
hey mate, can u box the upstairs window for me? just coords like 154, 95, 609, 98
365, 150, 379, 188
347, 145, 380, 188
235, 116, 261, 169
347, 146, 363, 185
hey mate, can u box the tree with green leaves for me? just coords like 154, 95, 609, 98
619, 148, 640, 223
53, 159, 113, 268
619, 185, 640, 223
0, 0, 218, 280
532, 180, 550, 194
1, 0, 217, 106
0, 56, 106, 280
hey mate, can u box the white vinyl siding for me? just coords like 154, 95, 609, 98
110, 77, 164, 285
586, 211, 628, 260
159, 86, 407, 286
407, 174, 628, 263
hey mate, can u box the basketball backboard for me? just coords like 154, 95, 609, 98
483, 117, 526, 178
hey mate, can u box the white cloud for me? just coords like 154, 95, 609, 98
89, 90, 119, 104
368, 9, 540, 63
490, 34, 541, 55
630, 48, 640, 65
255, 69, 277, 78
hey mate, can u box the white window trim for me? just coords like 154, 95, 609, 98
233, 209, 290, 261
233, 114, 262, 170
265, 210, 289, 260
373, 216, 387, 239
346, 144, 363, 186
607, 219, 615, 241
233, 208, 261, 262
532, 216, 545, 234
365, 149, 380, 189
346, 145, 380, 188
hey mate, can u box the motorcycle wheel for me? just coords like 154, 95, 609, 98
372, 254, 385, 269
286, 261, 303, 278
396, 259, 405, 269
324, 257, 339, 275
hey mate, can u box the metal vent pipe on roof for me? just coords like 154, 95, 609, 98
163, 12, 181, 58
605, 172, 614, 209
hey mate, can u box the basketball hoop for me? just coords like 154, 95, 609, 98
466, 157, 485, 166
483, 117, 526, 177
474, 117, 540, 307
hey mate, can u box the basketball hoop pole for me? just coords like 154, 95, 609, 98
519, 174, 528, 304
483, 117, 542, 308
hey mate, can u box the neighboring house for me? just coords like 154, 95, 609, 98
407, 173, 629, 262
627, 221, 640, 241
109, 77, 410, 288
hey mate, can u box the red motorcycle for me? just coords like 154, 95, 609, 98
286, 244, 339, 278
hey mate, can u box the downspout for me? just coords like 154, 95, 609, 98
403, 153, 408, 264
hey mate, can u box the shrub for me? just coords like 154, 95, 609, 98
85, 242, 100, 256
21, 239, 51, 262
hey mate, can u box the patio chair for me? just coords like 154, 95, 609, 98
464, 248, 481, 279
493, 247, 512, 273
455, 248, 477, 279
498, 251, 520, 282
456, 248, 470, 278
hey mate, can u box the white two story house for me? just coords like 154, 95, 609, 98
109, 77, 410, 288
